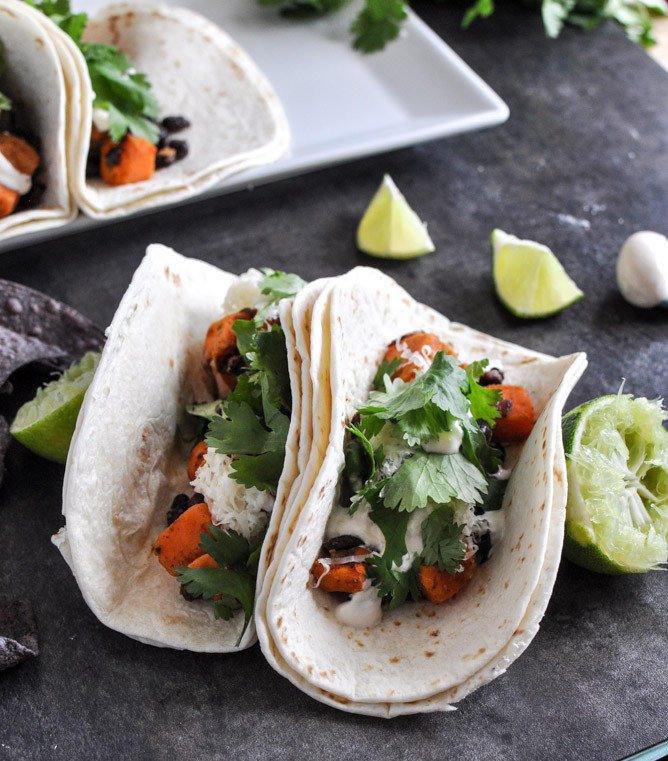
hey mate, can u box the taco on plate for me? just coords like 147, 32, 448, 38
256, 267, 587, 715
0, 0, 75, 240
27, 1, 288, 218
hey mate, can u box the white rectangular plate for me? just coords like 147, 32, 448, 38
1, 0, 508, 252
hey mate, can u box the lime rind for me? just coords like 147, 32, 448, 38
491, 228, 584, 318
563, 394, 668, 573
10, 351, 100, 464
356, 174, 435, 259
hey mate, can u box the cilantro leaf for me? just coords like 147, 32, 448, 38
0, 42, 11, 111
347, 424, 377, 481
30, 1, 160, 143
187, 399, 225, 421
460, 424, 503, 476
258, 269, 307, 301
461, 0, 495, 28
250, 327, 292, 411
366, 503, 421, 608
361, 352, 469, 427
381, 451, 488, 512
199, 525, 251, 568
465, 361, 501, 426
372, 356, 403, 389
232, 318, 256, 357
231, 450, 286, 492
421, 505, 466, 573
176, 526, 262, 644
206, 401, 286, 456
351, 0, 408, 53
478, 476, 507, 512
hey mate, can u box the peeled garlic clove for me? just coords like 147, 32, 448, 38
616, 231, 668, 308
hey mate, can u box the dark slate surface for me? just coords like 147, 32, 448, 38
1, 2, 667, 760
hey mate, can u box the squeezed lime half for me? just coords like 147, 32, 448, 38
491, 229, 584, 318
10, 351, 100, 464
562, 393, 668, 574
356, 174, 435, 259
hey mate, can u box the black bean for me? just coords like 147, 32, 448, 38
166, 493, 190, 525
155, 146, 176, 169
168, 139, 188, 161
322, 535, 364, 553
477, 419, 493, 444
188, 493, 205, 507
479, 367, 504, 386
162, 115, 191, 133
476, 532, 492, 564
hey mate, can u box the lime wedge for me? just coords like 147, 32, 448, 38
10, 351, 100, 464
491, 229, 584, 318
356, 174, 435, 259
562, 394, 668, 574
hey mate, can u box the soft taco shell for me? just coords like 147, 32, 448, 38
65, 3, 289, 218
0, 0, 76, 240
258, 267, 586, 713
55, 245, 303, 651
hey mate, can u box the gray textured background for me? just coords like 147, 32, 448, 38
1, 2, 667, 759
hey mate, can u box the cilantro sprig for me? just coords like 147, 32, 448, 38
366, 504, 421, 608
0, 41, 11, 112
27, 0, 160, 142
176, 526, 263, 645
261, 0, 666, 52
204, 270, 304, 493
420, 505, 466, 573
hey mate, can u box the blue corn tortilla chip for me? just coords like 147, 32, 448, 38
0, 599, 39, 671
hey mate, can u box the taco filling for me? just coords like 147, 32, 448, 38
0, 42, 41, 219
310, 332, 534, 629
31, 0, 190, 186
151, 269, 305, 641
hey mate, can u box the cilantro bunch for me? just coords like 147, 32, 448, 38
176, 269, 305, 637
342, 353, 503, 607
204, 269, 305, 493
27, 0, 160, 142
260, 0, 666, 52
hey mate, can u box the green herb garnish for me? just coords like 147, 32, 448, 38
260, 0, 667, 52
176, 526, 263, 645
27, 0, 160, 142
204, 270, 304, 494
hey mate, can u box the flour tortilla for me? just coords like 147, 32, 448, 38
60, 3, 289, 219
0, 0, 76, 241
259, 267, 587, 714
55, 245, 303, 651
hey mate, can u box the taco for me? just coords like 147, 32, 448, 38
256, 267, 587, 715
54, 246, 322, 651
26, 1, 288, 219
0, 0, 75, 240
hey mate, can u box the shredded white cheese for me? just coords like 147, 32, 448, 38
191, 448, 273, 542
222, 269, 279, 318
